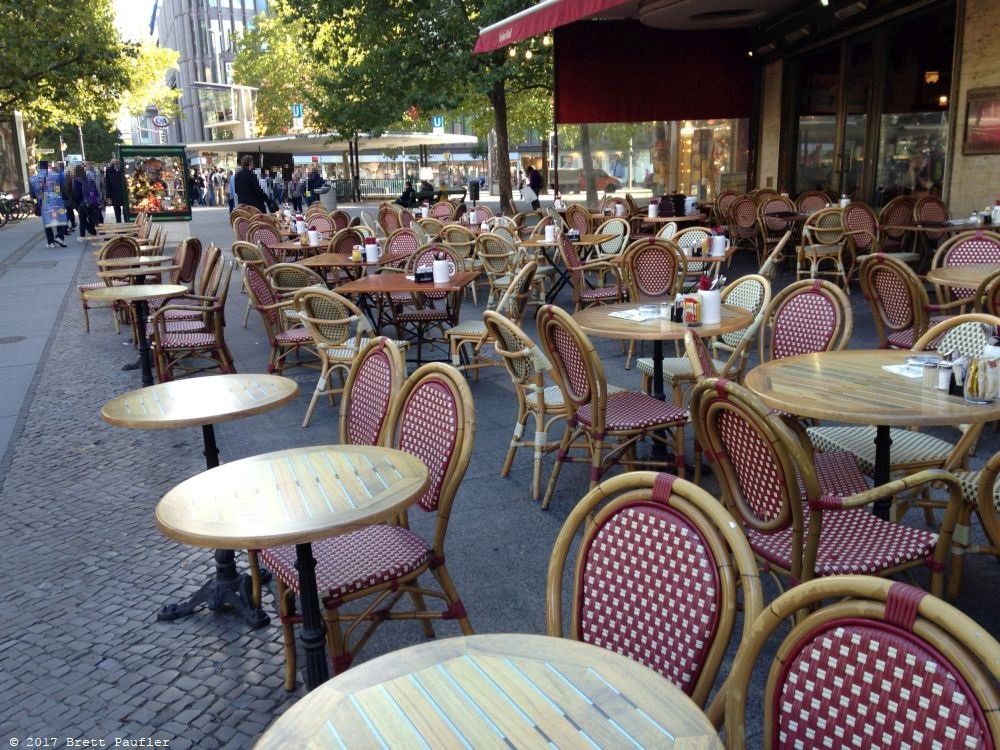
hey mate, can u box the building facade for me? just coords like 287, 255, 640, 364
156, 0, 267, 145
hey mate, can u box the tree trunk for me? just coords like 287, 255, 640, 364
652, 120, 670, 196
489, 79, 513, 214
581, 123, 597, 208
540, 131, 549, 197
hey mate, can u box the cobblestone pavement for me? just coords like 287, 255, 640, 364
1, 206, 998, 748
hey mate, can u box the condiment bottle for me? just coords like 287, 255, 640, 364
937, 361, 953, 391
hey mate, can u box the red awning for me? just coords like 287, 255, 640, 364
473, 0, 633, 54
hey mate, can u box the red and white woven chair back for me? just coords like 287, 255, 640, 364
248, 224, 280, 249
384, 228, 420, 258
430, 201, 454, 220
559, 234, 585, 271
843, 202, 879, 253
340, 337, 404, 447
979, 269, 1000, 316
795, 191, 827, 213
388, 364, 473, 515
765, 279, 852, 361
100, 235, 140, 261
309, 214, 334, 235
566, 204, 590, 234
937, 231, 1000, 300
174, 238, 202, 286
878, 196, 915, 245
244, 263, 282, 328
861, 255, 918, 332
379, 206, 401, 233
684, 329, 717, 378
576, 496, 722, 689
717, 191, 738, 222
330, 210, 350, 230
536, 305, 597, 413
690, 379, 801, 534
233, 216, 250, 241
330, 227, 362, 255
730, 195, 758, 233
625, 239, 683, 300
721, 577, 1000, 750
760, 197, 795, 233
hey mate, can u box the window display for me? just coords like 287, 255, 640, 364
119, 146, 191, 222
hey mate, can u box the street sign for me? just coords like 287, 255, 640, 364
431, 115, 444, 135
292, 103, 304, 119
151, 115, 171, 128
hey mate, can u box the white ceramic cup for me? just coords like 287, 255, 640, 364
710, 235, 730, 257
307, 229, 320, 246
700, 289, 722, 325
365, 241, 382, 264
544, 225, 556, 242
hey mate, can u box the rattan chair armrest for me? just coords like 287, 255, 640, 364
831, 468, 963, 514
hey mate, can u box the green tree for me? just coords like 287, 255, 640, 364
287, 0, 548, 209
120, 42, 180, 118
36, 117, 123, 163
0, 1, 138, 127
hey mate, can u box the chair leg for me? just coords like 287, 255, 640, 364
302, 360, 331, 428
408, 590, 436, 638
276, 582, 298, 691
80, 294, 91, 332
432, 565, 473, 635
541, 424, 574, 510
501, 405, 529, 478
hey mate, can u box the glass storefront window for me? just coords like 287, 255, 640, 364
195, 85, 237, 126
553, 119, 748, 198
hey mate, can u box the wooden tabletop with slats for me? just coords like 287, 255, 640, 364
96, 255, 172, 267
156, 445, 429, 550
81, 283, 188, 302
924, 264, 998, 288
101, 374, 298, 430
252, 633, 722, 749
745, 350, 1000, 425
336, 270, 479, 295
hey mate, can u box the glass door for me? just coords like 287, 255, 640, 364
791, 38, 874, 199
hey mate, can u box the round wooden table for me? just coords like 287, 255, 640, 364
157, 444, 429, 690
96, 264, 180, 280
253, 633, 723, 749
102, 374, 299, 627
924, 263, 998, 289
574, 302, 752, 402
83, 283, 188, 386
96, 255, 172, 267
745, 349, 1000, 513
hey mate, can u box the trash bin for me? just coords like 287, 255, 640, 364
319, 182, 337, 211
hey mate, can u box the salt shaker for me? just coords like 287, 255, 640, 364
937, 361, 953, 391
922, 362, 938, 389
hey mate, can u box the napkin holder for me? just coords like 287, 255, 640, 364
414, 268, 434, 283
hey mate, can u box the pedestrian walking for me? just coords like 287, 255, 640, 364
73, 165, 101, 241
29, 160, 68, 247
234, 155, 270, 212
104, 158, 125, 222
61, 164, 77, 231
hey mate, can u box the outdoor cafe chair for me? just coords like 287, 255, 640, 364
251, 336, 406, 686
945, 447, 1000, 599
147, 243, 220, 331
429, 200, 454, 220
306, 212, 335, 236
654, 220, 678, 239
232, 240, 271, 327
792, 189, 825, 213
258, 361, 475, 683
714, 190, 738, 226
263, 263, 326, 305
440, 223, 480, 302
243, 262, 317, 374
637, 274, 772, 407
757, 278, 853, 364
930, 229, 1000, 306
485, 307, 626, 503
715, 576, 1000, 749
858, 252, 962, 349
619, 237, 686, 369
756, 229, 793, 283
877, 194, 919, 260
757, 195, 796, 263
444, 261, 537, 382
726, 194, 760, 259
150, 260, 235, 382
231, 213, 251, 241
796, 206, 851, 289
476, 232, 524, 308
78, 234, 140, 333
393, 244, 466, 365
591, 217, 631, 264
565, 203, 592, 234
292, 287, 405, 427
546, 471, 762, 712
558, 234, 624, 312
690, 377, 963, 597
330, 209, 351, 230
914, 194, 951, 247
247, 222, 284, 260
536, 304, 691, 509
359, 209, 384, 238
377, 204, 402, 234
416, 217, 444, 239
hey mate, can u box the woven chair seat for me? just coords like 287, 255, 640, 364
950, 468, 1000, 508
635, 356, 727, 383
162, 307, 202, 322
260, 524, 429, 599
157, 332, 220, 348
808, 425, 957, 476
275, 327, 314, 344
748, 505, 938, 576
883, 319, 948, 350
318, 338, 408, 360
396, 308, 450, 322
801, 243, 843, 257
526, 383, 626, 408
809, 450, 873, 496
160, 320, 206, 334
579, 286, 622, 302
577, 391, 687, 431
78, 280, 128, 291
444, 320, 485, 336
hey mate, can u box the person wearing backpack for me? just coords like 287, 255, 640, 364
73, 165, 101, 240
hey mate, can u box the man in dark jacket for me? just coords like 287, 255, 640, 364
526, 165, 542, 210
234, 155, 269, 212
305, 168, 324, 206
104, 159, 125, 222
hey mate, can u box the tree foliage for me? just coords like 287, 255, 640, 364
121, 42, 180, 118
276, 0, 549, 206
0, 0, 138, 127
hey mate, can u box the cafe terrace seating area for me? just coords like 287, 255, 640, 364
3, 194, 1000, 748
